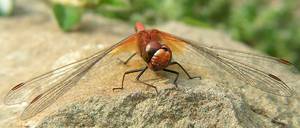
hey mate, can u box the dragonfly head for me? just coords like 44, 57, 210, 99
148, 45, 172, 71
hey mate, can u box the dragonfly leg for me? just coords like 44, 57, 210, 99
169, 61, 201, 79
112, 67, 145, 91
163, 69, 179, 88
136, 67, 159, 94
118, 52, 137, 65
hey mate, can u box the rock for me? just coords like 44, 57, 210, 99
0, 0, 299, 128
37, 87, 266, 128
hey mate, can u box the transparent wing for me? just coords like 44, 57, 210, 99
4, 33, 138, 119
202, 46, 299, 83
157, 30, 297, 97
20, 55, 98, 119
4, 52, 102, 105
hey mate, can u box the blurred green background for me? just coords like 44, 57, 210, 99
1, 0, 300, 69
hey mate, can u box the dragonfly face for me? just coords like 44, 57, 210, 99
137, 30, 172, 71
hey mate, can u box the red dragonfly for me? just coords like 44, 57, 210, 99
4, 22, 297, 120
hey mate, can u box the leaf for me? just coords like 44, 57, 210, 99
0, 0, 15, 16
52, 3, 83, 31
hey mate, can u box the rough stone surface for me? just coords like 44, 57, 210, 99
37, 88, 260, 128
0, 0, 299, 128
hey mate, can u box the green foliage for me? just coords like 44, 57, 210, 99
93, 0, 232, 26
0, 0, 15, 16
52, 3, 83, 31
228, 0, 300, 68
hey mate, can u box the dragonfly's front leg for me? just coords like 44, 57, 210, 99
117, 53, 137, 65
162, 62, 201, 88
112, 66, 146, 91
168, 61, 202, 79
162, 68, 179, 87
135, 67, 158, 94
112, 66, 159, 94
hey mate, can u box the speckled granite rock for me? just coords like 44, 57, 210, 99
0, 0, 299, 128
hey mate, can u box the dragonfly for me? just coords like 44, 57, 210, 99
4, 22, 297, 120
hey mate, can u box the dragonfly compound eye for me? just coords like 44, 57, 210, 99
148, 48, 172, 71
